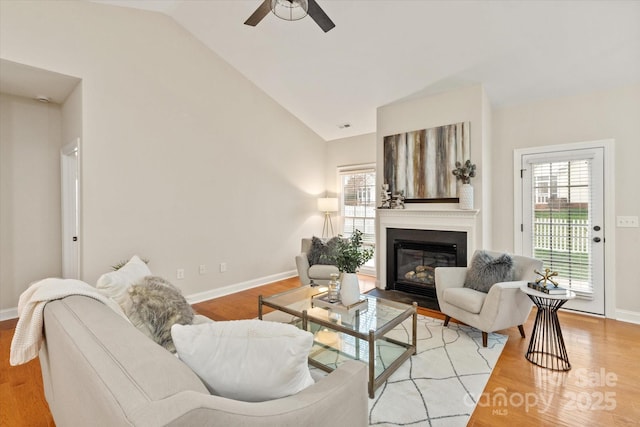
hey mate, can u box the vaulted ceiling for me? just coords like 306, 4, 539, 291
73, 1, 640, 140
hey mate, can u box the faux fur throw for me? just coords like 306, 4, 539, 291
125, 276, 194, 353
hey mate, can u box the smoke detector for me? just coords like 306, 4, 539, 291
35, 95, 51, 103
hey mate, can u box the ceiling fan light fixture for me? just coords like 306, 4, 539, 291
271, 0, 308, 21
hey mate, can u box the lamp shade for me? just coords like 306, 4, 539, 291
317, 197, 339, 212
271, 0, 308, 21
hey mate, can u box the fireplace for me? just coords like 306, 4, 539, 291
386, 228, 467, 299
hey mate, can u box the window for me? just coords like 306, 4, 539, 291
339, 167, 376, 270
530, 159, 596, 295
534, 174, 559, 203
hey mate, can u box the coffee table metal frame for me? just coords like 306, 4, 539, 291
259, 286, 417, 398
520, 284, 576, 371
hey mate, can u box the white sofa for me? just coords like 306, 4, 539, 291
39, 295, 368, 426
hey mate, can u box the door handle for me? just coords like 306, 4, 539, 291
593, 237, 601, 243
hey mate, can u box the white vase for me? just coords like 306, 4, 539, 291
340, 273, 360, 306
459, 183, 474, 210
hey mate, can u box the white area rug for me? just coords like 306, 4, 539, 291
262, 311, 506, 426
368, 315, 506, 426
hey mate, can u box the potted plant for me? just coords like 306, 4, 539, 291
332, 230, 374, 305
452, 159, 476, 210
452, 159, 476, 184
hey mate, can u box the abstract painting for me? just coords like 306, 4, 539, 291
383, 121, 470, 202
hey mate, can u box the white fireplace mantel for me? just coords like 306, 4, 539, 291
376, 208, 480, 289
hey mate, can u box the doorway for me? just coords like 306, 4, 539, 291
515, 140, 615, 316
61, 139, 80, 279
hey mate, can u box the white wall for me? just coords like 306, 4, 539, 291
0, 94, 63, 310
0, 1, 327, 309
481, 91, 493, 249
324, 132, 376, 243
492, 84, 640, 317
4, 2, 635, 320
377, 84, 490, 243
61, 82, 82, 148
326, 132, 376, 196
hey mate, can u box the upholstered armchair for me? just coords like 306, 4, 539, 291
435, 250, 542, 347
295, 238, 339, 286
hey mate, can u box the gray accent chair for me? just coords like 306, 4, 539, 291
435, 250, 542, 347
295, 238, 339, 286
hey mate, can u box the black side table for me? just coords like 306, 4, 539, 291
520, 285, 576, 371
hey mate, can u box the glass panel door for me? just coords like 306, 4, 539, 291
522, 148, 604, 315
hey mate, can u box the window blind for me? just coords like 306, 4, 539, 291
529, 158, 594, 298
339, 169, 376, 246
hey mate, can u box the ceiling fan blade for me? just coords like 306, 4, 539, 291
244, 0, 271, 27
307, 0, 335, 32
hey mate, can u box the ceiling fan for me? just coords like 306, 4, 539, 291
244, 0, 335, 33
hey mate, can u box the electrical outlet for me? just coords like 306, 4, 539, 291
220, 262, 227, 273
176, 268, 185, 279
199, 264, 207, 275
616, 216, 639, 228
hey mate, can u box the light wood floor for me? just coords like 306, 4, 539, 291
1, 276, 639, 426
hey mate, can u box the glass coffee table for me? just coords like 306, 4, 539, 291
259, 285, 417, 398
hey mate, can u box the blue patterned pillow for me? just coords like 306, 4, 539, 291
463, 251, 514, 293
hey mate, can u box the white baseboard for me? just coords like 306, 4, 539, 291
4, 277, 637, 326
0, 270, 299, 322
615, 309, 640, 325
359, 266, 376, 277
0, 307, 18, 322
186, 270, 298, 304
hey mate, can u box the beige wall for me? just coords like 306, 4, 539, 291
0, 94, 63, 309
0, 1, 327, 309
492, 84, 640, 317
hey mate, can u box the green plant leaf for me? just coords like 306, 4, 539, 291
331, 230, 374, 273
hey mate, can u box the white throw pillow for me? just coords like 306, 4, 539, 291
171, 320, 315, 402
96, 255, 151, 306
